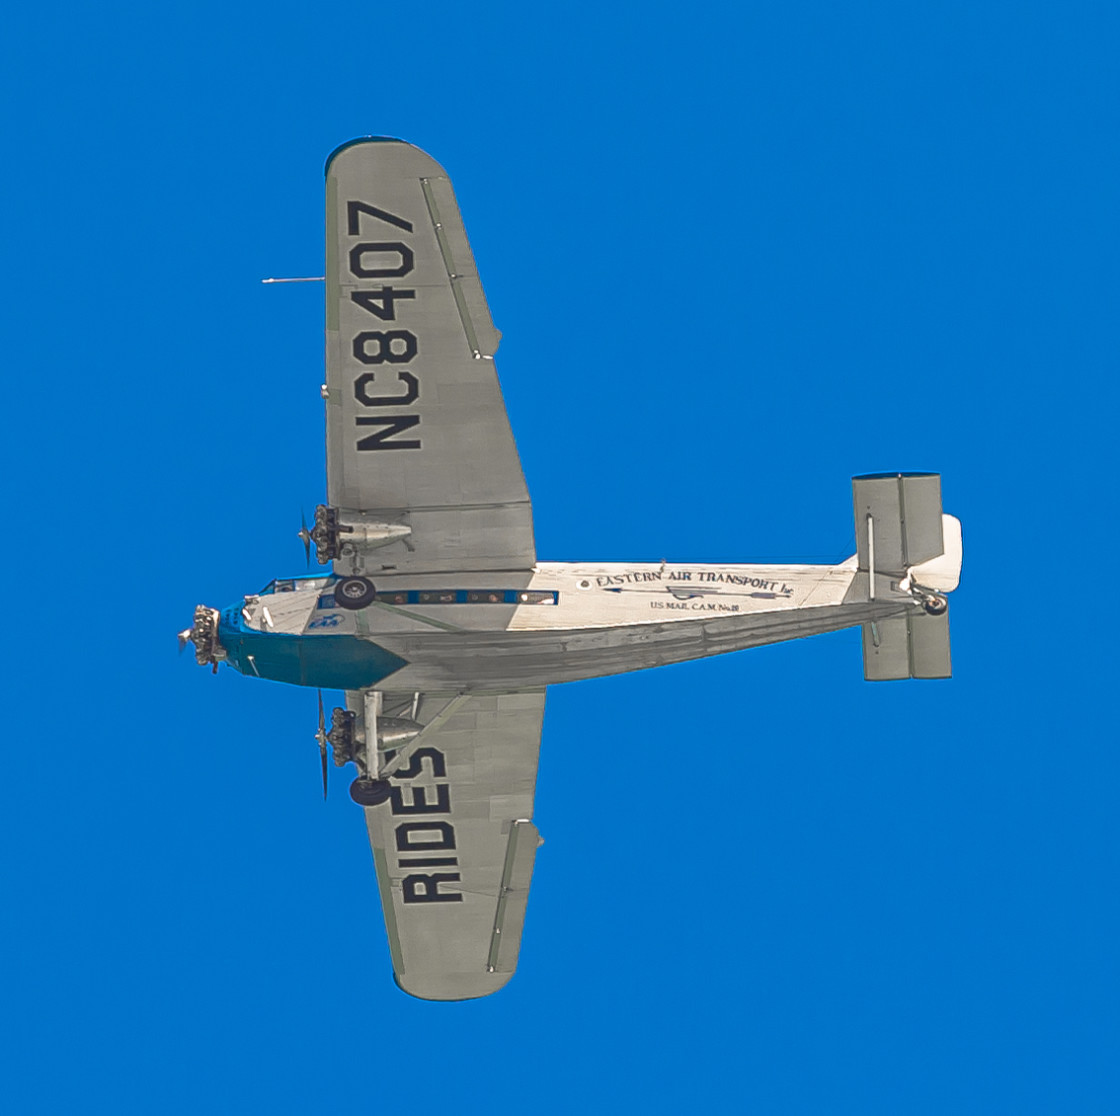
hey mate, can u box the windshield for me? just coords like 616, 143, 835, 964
258, 576, 333, 596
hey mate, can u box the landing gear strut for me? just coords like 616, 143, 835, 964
320, 692, 423, 808
322, 699, 394, 807
898, 574, 949, 618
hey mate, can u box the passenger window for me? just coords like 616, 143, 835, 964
356, 588, 558, 606
517, 591, 558, 605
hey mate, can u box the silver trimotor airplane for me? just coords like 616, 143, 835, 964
181, 138, 963, 1001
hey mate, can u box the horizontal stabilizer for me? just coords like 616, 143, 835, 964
854, 473, 944, 574
862, 611, 951, 681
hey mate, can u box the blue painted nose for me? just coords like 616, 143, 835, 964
216, 601, 407, 689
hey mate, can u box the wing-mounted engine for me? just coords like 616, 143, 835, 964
327, 706, 359, 765
300, 504, 411, 568
322, 694, 424, 804
327, 707, 424, 766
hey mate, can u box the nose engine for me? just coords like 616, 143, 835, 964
178, 605, 226, 671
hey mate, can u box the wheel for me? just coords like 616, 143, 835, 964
923, 595, 948, 616
335, 576, 376, 610
350, 776, 392, 807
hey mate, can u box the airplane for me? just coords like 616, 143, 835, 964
180, 137, 963, 1002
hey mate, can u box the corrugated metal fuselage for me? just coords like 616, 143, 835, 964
218, 561, 923, 692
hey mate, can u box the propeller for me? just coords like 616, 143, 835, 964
314, 689, 329, 800
298, 510, 313, 569
177, 607, 221, 672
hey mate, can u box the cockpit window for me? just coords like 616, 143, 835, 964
259, 576, 334, 596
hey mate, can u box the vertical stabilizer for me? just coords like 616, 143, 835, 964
853, 473, 958, 681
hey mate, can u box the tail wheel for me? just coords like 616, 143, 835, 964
335, 576, 376, 610
922, 595, 948, 616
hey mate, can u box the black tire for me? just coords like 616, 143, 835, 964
335, 576, 376, 610
350, 777, 392, 807
923, 595, 948, 616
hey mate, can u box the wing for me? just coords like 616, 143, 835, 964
325, 138, 534, 575
351, 689, 546, 1001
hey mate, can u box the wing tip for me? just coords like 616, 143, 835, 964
324, 135, 404, 176
392, 968, 515, 1002
325, 136, 450, 179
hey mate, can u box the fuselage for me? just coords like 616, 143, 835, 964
215, 560, 921, 692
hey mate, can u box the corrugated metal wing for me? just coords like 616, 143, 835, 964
361, 690, 546, 1000
325, 139, 535, 574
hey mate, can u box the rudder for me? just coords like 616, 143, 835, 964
853, 472, 959, 681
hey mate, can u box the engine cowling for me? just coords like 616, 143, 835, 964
179, 605, 225, 668
310, 504, 411, 565
378, 717, 423, 750
327, 710, 422, 767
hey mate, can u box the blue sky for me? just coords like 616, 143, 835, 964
1, 2, 1117, 1112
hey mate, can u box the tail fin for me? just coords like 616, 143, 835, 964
852, 473, 961, 681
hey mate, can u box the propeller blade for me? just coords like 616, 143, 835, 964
298, 510, 312, 569
177, 629, 191, 655
317, 690, 328, 800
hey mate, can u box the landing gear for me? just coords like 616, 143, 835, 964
349, 777, 392, 807
327, 706, 394, 807
922, 594, 948, 616
335, 576, 376, 610
320, 692, 420, 808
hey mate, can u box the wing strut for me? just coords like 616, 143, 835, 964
364, 691, 383, 777
378, 695, 470, 780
